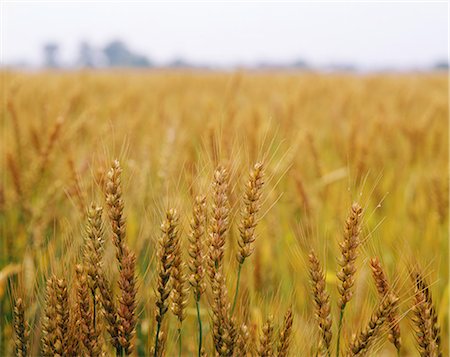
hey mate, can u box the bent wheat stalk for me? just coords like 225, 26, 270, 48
369, 257, 401, 355
347, 294, 398, 356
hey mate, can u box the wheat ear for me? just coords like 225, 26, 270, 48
98, 270, 121, 352
258, 315, 274, 357
336, 202, 363, 356
105, 159, 126, 268
75, 264, 102, 356
208, 166, 236, 356
170, 212, 188, 357
41, 276, 70, 356
233, 162, 264, 313
277, 308, 294, 357
369, 257, 401, 354
188, 195, 207, 357
84, 203, 105, 335
236, 323, 251, 356
154, 209, 179, 357
117, 246, 138, 355
347, 294, 398, 356
13, 297, 29, 357
411, 271, 442, 357
309, 250, 332, 356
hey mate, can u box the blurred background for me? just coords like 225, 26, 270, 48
2, 2, 448, 72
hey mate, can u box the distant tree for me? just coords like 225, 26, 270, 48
291, 59, 309, 69
168, 57, 191, 68
77, 41, 96, 68
103, 39, 151, 67
434, 60, 448, 70
43, 42, 60, 68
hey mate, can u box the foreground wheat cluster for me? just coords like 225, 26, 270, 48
1, 71, 448, 356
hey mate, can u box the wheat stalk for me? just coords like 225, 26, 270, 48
309, 249, 332, 357
170, 211, 188, 357
347, 294, 398, 356
258, 315, 274, 357
84, 202, 105, 307
411, 271, 442, 357
117, 246, 138, 356
207, 166, 237, 356
236, 323, 251, 356
154, 208, 179, 357
277, 308, 294, 357
13, 297, 29, 357
75, 264, 102, 356
188, 195, 207, 357
41, 276, 70, 356
336, 202, 363, 356
208, 166, 230, 276
369, 257, 401, 354
98, 270, 121, 353
105, 159, 126, 268
233, 162, 264, 313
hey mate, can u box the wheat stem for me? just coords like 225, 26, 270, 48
178, 326, 182, 357
231, 262, 243, 314
195, 298, 203, 357
336, 309, 344, 357
153, 322, 161, 357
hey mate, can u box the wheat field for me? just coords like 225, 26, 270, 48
1, 70, 448, 356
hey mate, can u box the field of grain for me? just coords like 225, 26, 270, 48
1, 71, 448, 356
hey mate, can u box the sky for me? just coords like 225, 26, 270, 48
1, 1, 448, 69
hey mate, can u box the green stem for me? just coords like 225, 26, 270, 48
116, 346, 123, 357
178, 326, 182, 357
153, 322, 161, 357
336, 308, 345, 357
195, 297, 203, 357
231, 263, 243, 314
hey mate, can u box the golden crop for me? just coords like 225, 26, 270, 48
1, 70, 448, 356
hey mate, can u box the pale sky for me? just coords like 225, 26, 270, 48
1, 1, 448, 69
